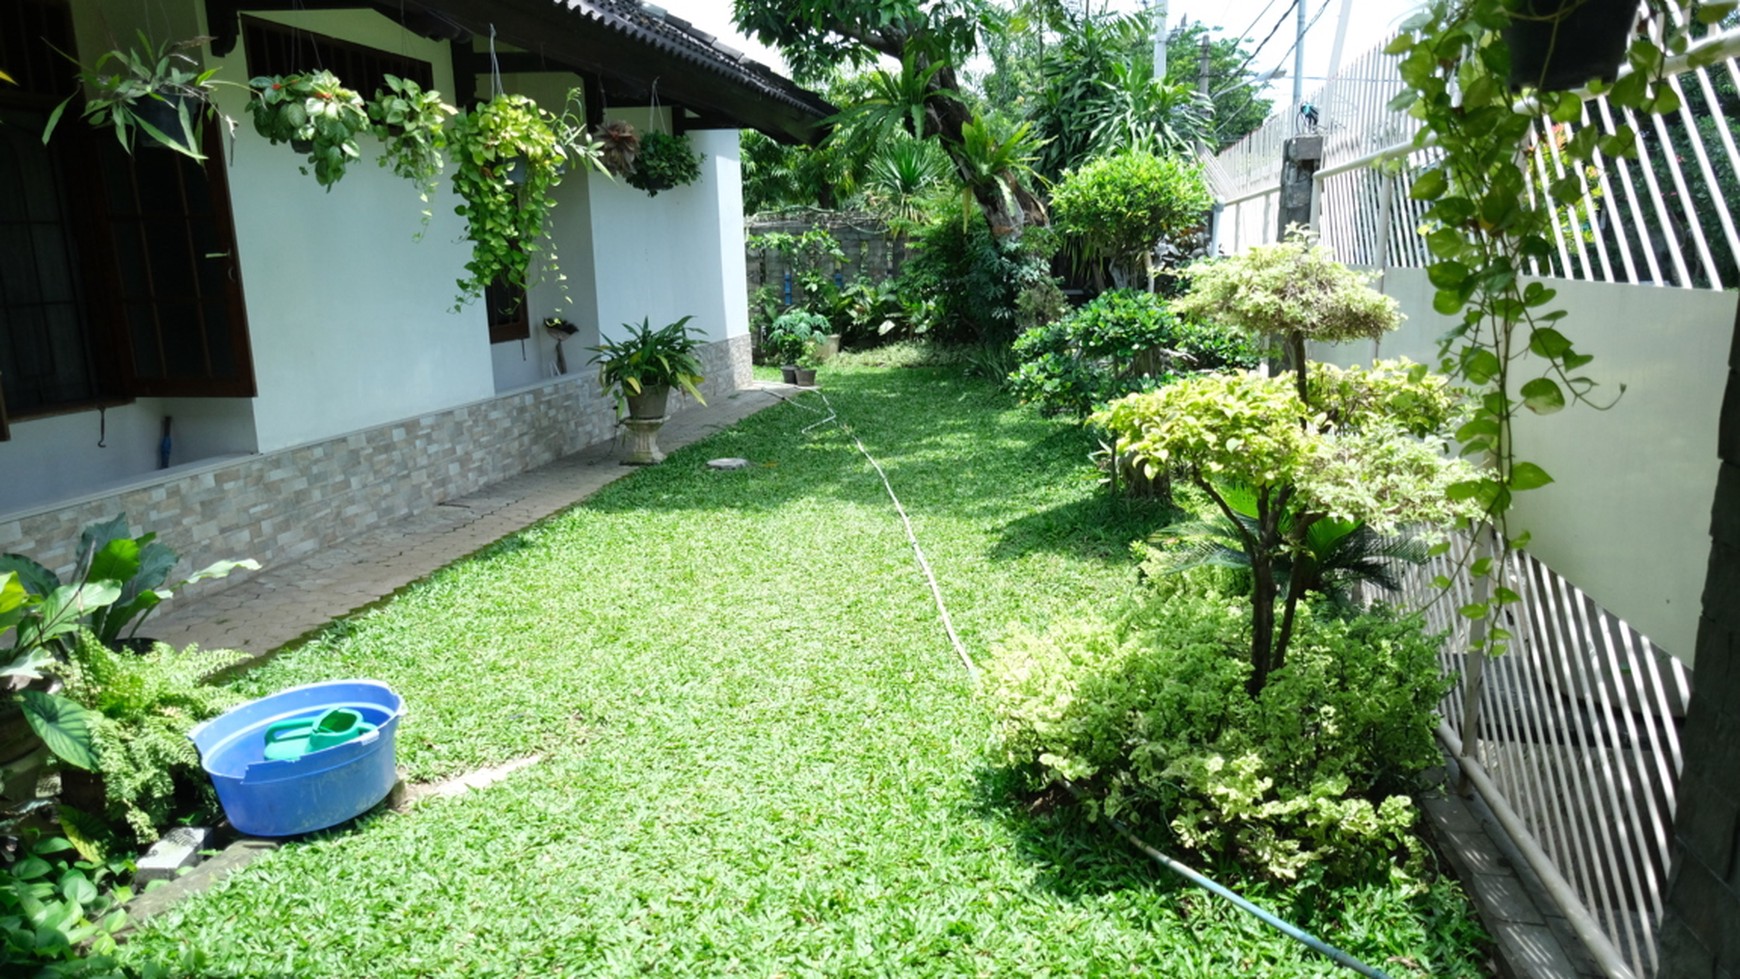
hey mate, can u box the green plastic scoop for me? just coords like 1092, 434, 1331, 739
262, 708, 375, 761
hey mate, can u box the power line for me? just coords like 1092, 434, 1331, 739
1211, 0, 1301, 100
1209, 0, 1337, 141
1231, 0, 1289, 50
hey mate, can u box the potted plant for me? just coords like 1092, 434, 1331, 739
42, 32, 233, 160
247, 69, 370, 188
446, 92, 567, 308
587, 315, 707, 420
625, 130, 702, 196
794, 347, 822, 388
765, 309, 829, 384
1504, 0, 1646, 91
595, 119, 640, 176
368, 74, 456, 234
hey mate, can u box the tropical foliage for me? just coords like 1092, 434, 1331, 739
1007, 289, 1255, 418
987, 585, 1450, 883
247, 70, 371, 188
1050, 150, 1214, 288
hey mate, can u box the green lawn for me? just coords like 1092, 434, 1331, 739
123, 365, 1485, 977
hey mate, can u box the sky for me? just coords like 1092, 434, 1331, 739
655, 0, 1421, 111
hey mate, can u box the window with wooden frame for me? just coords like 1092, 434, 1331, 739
242, 16, 434, 92
0, 0, 255, 440
484, 280, 531, 345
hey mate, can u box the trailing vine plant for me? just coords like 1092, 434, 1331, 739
447, 89, 604, 309
1387, 0, 1723, 645
368, 74, 456, 236
446, 93, 564, 309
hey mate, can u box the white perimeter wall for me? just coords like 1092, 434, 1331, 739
1314, 266, 1737, 662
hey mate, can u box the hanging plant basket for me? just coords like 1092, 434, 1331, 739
624, 131, 702, 197
596, 119, 641, 177
1505, 0, 1639, 91
247, 70, 370, 188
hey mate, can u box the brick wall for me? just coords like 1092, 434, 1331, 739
0, 334, 749, 591
1660, 303, 1740, 978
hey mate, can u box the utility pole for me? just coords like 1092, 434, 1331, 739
1151, 0, 1168, 81
1196, 35, 1212, 155
1292, 0, 1306, 121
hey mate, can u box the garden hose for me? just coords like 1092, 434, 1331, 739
777, 383, 1393, 979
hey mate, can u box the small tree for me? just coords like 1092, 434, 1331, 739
1096, 360, 1473, 696
1174, 230, 1402, 401
1050, 150, 1213, 291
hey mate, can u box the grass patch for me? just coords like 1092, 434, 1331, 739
123, 368, 1486, 977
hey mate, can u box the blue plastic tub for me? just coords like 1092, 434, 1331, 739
189, 679, 405, 837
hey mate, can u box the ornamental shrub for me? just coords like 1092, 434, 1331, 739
899, 217, 1059, 345
985, 583, 1450, 884
55, 632, 247, 843
1050, 150, 1214, 287
1007, 290, 1257, 418
765, 309, 830, 365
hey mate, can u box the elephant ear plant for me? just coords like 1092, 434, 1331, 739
0, 515, 256, 777
0, 514, 258, 655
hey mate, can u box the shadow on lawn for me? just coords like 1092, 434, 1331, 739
967, 764, 1187, 902
987, 490, 1180, 566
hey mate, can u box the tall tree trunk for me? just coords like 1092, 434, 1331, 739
922, 62, 1044, 240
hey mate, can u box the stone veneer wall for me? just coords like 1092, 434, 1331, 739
0, 335, 750, 591
1659, 303, 1740, 977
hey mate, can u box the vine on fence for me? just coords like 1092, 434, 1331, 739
1388, 0, 1723, 649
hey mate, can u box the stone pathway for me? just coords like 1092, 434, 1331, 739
146, 383, 798, 657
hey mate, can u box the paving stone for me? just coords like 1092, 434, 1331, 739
135, 826, 215, 884
1491, 921, 1587, 979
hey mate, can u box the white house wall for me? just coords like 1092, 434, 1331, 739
207, 9, 493, 454
1312, 267, 1737, 662
587, 111, 747, 349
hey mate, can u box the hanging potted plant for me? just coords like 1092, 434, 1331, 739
368, 73, 456, 234
1504, 0, 1648, 91
247, 69, 370, 188
625, 130, 702, 196
42, 32, 234, 160
446, 92, 568, 308
595, 119, 641, 177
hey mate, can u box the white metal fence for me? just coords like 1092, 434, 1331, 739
1204, 12, 1740, 978
1206, 18, 1740, 291
1382, 542, 1692, 978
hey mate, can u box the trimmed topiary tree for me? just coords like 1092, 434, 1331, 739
1173, 229, 1403, 401
1050, 150, 1214, 290
1094, 360, 1474, 695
